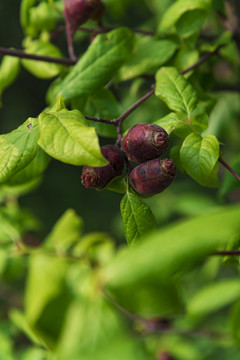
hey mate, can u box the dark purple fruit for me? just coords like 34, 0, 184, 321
81, 145, 125, 189
63, 0, 105, 31
129, 158, 176, 195
122, 123, 169, 163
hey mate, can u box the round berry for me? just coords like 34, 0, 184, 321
81, 145, 125, 189
122, 123, 169, 163
63, 0, 104, 31
129, 158, 176, 195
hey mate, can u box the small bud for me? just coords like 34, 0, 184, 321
63, 0, 105, 32
81, 145, 125, 189
122, 123, 169, 163
129, 158, 176, 195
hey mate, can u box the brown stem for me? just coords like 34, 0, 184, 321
218, 157, 240, 181
117, 87, 156, 123
212, 250, 240, 256
84, 115, 115, 125
0, 47, 76, 66
65, 23, 77, 61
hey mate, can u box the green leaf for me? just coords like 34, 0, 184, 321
28, 1, 62, 34
20, 0, 62, 36
158, 0, 211, 38
0, 56, 20, 101
155, 67, 198, 119
104, 204, 240, 288
230, 299, 240, 343
25, 254, 68, 324
10, 309, 43, 346
180, 133, 220, 187
154, 112, 191, 137
118, 37, 177, 81
7, 147, 50, 186
107, 279, 183, 317
206, 94, 240, 137
120, 192, 157, 246
0, 118, 39, 183
170, 144, 185, 173
20, 0, 37, 32
222, 235, 240, 266
73, 232, 114, 265
44, 209, 83, 252
0, 213, 21, 242
0, 329, 14, 360
104, 176, 126, 194
187, 279, 240, 318
58, 28, 134, 100
24, 254, 72, 349
55, 296, 151, 360
20, 347, 47, 360
38, 105, 107, 166
174, 49, 199, 78
22, 39, 63, 79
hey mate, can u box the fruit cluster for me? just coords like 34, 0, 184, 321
81, 123, 176, 195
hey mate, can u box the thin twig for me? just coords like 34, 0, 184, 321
213, 83, 240, 92
84, 115, 115, 125
77, 26, 155, 36
0, 47, 76, 66
118, 87, 156, 123
212, 250, 240, 256
181, 46, 223, 75
218, 157, 240, 181
102, 289, 229, 340
65, 23, 77, 61
102, 289, 144, 322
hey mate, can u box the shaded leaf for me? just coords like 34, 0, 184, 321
107, 279, 183, 317
158, 0, 211, 38
118, 37, 177, 81
71, 88, 121, 138
219, 155, 240, 198
104, 176, 126, 194
22, 39, 63, 79
58, 28, 134, 100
